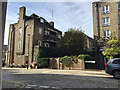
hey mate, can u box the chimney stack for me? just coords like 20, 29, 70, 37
19, 6, 26, 19
49, 21, 54, 27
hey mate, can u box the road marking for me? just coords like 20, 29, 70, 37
27, 85, 37, 87
39, 86, 50, 88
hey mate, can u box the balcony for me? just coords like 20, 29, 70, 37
43, 35, 59, 43
44, 28, 57, 33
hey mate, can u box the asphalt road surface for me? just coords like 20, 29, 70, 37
2, 68, 120, 89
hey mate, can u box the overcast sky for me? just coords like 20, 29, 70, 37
4, 1, 99, 45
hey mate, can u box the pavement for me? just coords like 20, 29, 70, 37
2, 68, 120, 89
2, 67, 111, 77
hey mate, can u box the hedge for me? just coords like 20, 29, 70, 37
77, 54, 94, 61
36, 58, 50, 68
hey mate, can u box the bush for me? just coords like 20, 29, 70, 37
71, 56, 78, 64
36, 58, 50, 68
77, 54, 86, 60
78, 54, 93, 61
60, 56, 72, 67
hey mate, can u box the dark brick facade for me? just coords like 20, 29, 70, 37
8, 6, 62, 66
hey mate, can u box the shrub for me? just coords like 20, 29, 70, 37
60, 56, 72, 67
78, 54, 93, 61
77, 54, 86, 60
36, 58, 50, 68
71, 56, 78, 64
84, 54, 93, 61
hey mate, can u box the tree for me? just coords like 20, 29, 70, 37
57, 27, 87, 56
102, 38, 120, 59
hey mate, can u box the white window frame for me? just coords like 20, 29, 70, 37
18, 41, 21, 50
38, 40, 41, 46
19, 28, 22, 37
102, 5, 109, 14
45, 43, 49, 47
102, 17, 110, 26
39, 28, 42, 34
119, 15, 120, 24
58, 34, 61, 39
118, 3, 120, 11
45, 30, 50, 35
103, 30, 111, 37
40, 18, 44, 23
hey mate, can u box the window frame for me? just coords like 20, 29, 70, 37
40, 18, 44, 23
112, 60, 120, 64
102, 5, 109, 14
19, 27, 22, 37
118, 3, 120, 11
103, 30, 111, 37
45, 43, 49, 47
58, 34, 61, 39
45, 30, 50, 35
38, 40, 41, 46
18, 41, 21, 50
39, 28, 42, 34
102, 17, 110, 26
118, 15, 120, 24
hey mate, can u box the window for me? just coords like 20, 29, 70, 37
45, 30, 49, 35
103, 30, 111, 37
45, 43, 49, 47
102, 17, 110, 26
39, 28, 42, 34
102, 5, 109, 14
112, 60, 120, 64
38, 40, 41, 46
118, 3, 120, 11
19, 28, 22, 37
58, 34, 61, 39
18, 41, 21, 50
40, 19, 44, 23
119, 15, 120, 24
18, 55, 21, 58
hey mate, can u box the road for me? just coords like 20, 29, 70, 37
2, 68, 120, 89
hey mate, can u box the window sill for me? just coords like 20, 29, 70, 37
102, 12, 110, 15
102, 24, 110, 27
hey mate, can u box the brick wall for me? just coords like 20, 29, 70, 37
49, 58, 85, 70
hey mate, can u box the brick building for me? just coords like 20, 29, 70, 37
8, 6, 62, 66
93, 1, 120, 51
92, 1, 120, 69
86, 35, 94, 52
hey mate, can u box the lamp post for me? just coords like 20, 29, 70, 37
27, 33, 30, 69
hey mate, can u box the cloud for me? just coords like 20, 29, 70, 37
4, 2, 94, 45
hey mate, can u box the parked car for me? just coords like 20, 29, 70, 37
105, 58, 120, 79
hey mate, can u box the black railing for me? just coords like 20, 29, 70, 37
43, 35, 59, 43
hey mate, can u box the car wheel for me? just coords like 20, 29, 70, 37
113, 70, 120, 79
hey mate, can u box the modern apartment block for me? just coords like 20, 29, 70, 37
92, 1, 120, 51
8, 6, 62, 66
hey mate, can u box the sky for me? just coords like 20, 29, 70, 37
4, 1, 99, 45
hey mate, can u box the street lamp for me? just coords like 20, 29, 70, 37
27, 33, 30, 69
